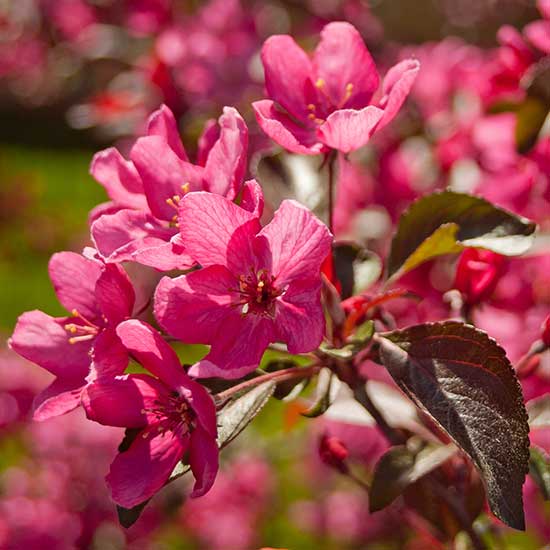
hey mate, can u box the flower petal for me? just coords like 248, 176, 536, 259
261, 34, 315, 121
95, 264, 135, 325
317, 106, 384, 153
107, 429, 187, 508
257, 200, 333, 286
116, 320, 186, 388
253, 100, 324, 155
130, 135, 205, 221
276, 280, 325, 353
177, 191, 260, 272
203, 107, 248, 199
83, 374, 168, 427
146, 104, 188, 161
240, 179, 264, 218
9, 311, 92, 378
90, 328, 129, 379
197, 118, 219, 166
313, 21, 379, 109
377, 59, 420, 130
33, 378, 84, 421
90, 148, 147, 210
49, 252, 102, 320
189, 314, 273, 379
154, 266, 235, 344
189, 426, 219, 497
524, 20, 550, 54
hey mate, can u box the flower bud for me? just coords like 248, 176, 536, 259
319, 434, 349, 473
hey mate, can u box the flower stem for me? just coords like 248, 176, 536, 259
215, 364, 321, 403
327, 150, 337, 233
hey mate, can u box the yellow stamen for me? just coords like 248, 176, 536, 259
315, 78, 325, 89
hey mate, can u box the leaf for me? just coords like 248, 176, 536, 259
369, 441, 456, 512
529, 447, 550, 500
515, 97, 549, 154
301, 370, 333, 418
377, 321, 530, 530
527, 395, 550, 428
332, 243, 381, 298
349, 319, 375, 345
387, 191, 536, 280
217, 380, 276, 449
116, 501, 150, 528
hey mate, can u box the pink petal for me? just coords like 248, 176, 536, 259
183, 379, 218, 437
189, 314, 273, 379
258, 200, 333, 286
146, 104, 188, 161
253, 100, 324, 155
197, 118, 219, 166
524, 21, 550, 54
90, 328, 129, 379
33, 378, 84, 421
154, 266, 236, 345
317, 106, 384, 153
203, 107, 248, 199
240, 179, 264, 218
88, 201, 124, 225
49, 252, 102, 320
177, 191, 260, 272
116, 320, 186, 388
9, 311, 92, 378
107, 429, 187, 508
377, 59, 420, 130
539, 0, 550, 18
313, 21, 379, 109
261, 34, 315, 122
83, 374, 168, 427
275, 280, 325, 353
130, 135, 205, 221
91, 209, 193, 271
189, 426, 219, 497
95, 264, 135, 324
90, 148, 147, 210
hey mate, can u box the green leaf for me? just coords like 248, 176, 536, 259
529, 447, 550, 500
377, 321, 530, 530
350, 320, 375, 345
387, 191, 536, 280
369, 441, 456, 512
515, 97, 549, 154
217, 380, 276, 449
301, 370, 333, 418
116, 501, 150, 528
527, 395, 550, 428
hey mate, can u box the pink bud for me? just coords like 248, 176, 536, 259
454, 249, 506, 306
319, 434, 349, 472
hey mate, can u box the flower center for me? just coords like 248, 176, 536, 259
141, 393, 196, 438
64, 309, 100, 344
237, 268, 282, 317
165, 182, 191, 225
307, 80, 355, 124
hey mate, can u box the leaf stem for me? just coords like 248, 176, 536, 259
215, 364, 321, 403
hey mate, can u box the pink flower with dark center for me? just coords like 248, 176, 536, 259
454, 249, 506, 306
90, 104, 248, 271
252, 21, 419, 155
155, 189, 332, 379
83, 320, 218, 508
9, 252, 135, 420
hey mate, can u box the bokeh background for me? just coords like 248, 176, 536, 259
0, 1, 548, 548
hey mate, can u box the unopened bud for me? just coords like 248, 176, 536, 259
319, 434, 349, 473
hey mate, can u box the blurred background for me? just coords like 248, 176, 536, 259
0, 0, 549, 548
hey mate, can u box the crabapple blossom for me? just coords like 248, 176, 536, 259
253, 21, 419, 154
155, 189, 333, 378
83, 320, 218, 508
9, 252, 135, 420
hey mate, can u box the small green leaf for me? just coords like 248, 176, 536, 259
387, 191, 536, 281
377, 321, 530, 530
527, 395, 550, 428
515, 97, 548, 154
319, 342, 355, 359
116, 501, 150, 528
529, 447, 550, 500
369, 441, 456, 512
217, 380, 276, 449
301, 370, 333, 418
350, 319, 375, 345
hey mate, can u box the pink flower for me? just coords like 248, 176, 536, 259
9, 252, 135, 421
155, 190, 332, 379
83, 320, 218, 508
524, 0, 550, 55
90, 104, 248, 271
454, 249, 506, 306
252, 22, 419, 155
